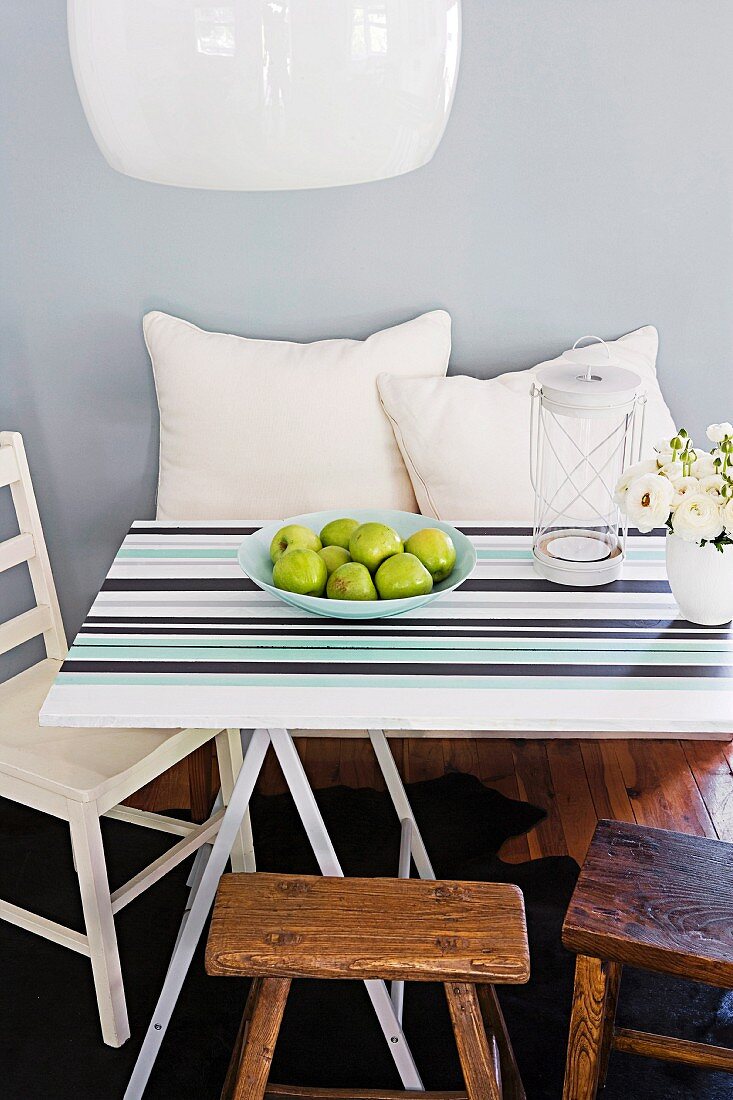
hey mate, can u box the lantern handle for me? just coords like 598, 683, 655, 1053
571, 335, 611, 382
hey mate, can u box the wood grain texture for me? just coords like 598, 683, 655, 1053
229, 977, 291, 1100
206, 873, 530, 984
612, 1028, 733, 1073
563, 820, 733, 988
125, 737, 733, 867
578, 741, 635, 824
477, 983, 527, 1100
475, 740, 530, 863
682, 740, 733, 843
221, 978, 262, 1099
546, 741, 597, 864
403, 738, 446, 784
613, 740, 717, 838
562, 954, 614, 1100
444, 982, 501, 1100
187, 742, 214, 823
511, 741, 566, 859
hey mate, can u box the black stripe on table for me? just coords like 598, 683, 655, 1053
77, 626, 732, 643
100, 577, 673, 594
128, 526, 259, 536
60, 660, 731, 679
83, 614, 724, 632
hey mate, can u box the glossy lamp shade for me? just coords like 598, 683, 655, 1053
68, 1, 461, 191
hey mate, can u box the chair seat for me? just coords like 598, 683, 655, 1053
206, 872, 530, 984
562, 819, 733, 989
0, 659, 185, 802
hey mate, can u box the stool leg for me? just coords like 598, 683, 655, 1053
563, 956, 619, 1100
478, 984, 526, 1100
445, 982, 502, 1100
597, 963, 622, 1090
221, 978, 263, 1100
230, 977, 291, 1100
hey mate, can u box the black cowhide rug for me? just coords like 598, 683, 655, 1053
1, 772, 731, 1099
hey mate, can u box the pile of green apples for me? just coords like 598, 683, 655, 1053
269, 518, 457, 601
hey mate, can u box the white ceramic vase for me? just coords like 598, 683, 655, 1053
666, 533, 733, 626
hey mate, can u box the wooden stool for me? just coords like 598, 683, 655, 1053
562, 819, 733, 1098
205, 872, 530, 1099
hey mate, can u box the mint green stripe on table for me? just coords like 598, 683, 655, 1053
475, 548, 665, 562
56, 672, 729, 690
73, 635, 733, 653
67, 644, 733, 666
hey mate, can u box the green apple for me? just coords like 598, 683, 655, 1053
320, 517, 360, 550
326, 562, 378, 601
375, 553, 433, 599
318, 545, 351, 575
270, 524, 321, 563
404, 528, 457, 583
272, 548, 327, 596
349, 522, 403, 573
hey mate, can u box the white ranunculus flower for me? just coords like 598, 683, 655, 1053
706, 422, 733, 444
654, 437, 674, 453
723, 498, 733, 536
670, 476, 700, 510
655, 447, 674, 468
659, 460, 684, 482
698, 474, 725, 498
624, 473, 675, 533
613, 459, 659, 504
672, 493, 724, 543
691, 451, 716, 478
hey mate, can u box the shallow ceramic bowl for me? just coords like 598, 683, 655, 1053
237, 509, 477, 619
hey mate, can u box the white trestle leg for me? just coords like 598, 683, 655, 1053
124, 728, 271, 1100
269, 729, 425, 1092
391, 817, 413, 1025
368, 729, 436, 881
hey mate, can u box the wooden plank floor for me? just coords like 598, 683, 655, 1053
127, 737, 733, 865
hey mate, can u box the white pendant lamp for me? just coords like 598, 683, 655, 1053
68, 1, 462, 191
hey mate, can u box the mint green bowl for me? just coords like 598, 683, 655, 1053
237, 509, 477, 619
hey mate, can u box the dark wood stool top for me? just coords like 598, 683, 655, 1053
206, 873, 530, 985
562, 819, 733, 989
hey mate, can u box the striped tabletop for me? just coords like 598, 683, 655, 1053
40, 521, 733, 735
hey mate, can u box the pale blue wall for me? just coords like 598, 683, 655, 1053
2, 0, 733, 663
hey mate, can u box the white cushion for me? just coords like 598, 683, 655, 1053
377, 326, 677, 521
145, 310, 451, 519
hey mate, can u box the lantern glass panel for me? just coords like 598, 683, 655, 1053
534, 404, 637, 567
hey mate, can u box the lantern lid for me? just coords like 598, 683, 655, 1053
537, 336, 642, 412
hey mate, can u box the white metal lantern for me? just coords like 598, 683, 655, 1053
67, 0, 462, 191
530, 337, 646, 586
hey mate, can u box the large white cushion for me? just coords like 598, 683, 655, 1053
145, 310, 452, 519
377, 326, 677, 521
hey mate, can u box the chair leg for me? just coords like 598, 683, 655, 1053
563, 955, 619, 1100
230, 977, 291, 1100
188, 742, 214, 823
478, 984, 526, 1099
67, 799, 129, 1047
444, 982, 502, 1100
216, 729, 256, 872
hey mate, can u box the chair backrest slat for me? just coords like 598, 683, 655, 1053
0, 432, 67, 660
0, 606, 54, 658
0, 532, 36, 575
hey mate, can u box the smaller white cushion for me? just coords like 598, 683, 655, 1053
145, 310, 451, 520
378, 326, 677, 521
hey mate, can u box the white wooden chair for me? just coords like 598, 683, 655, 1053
0, 431, 252, 1047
